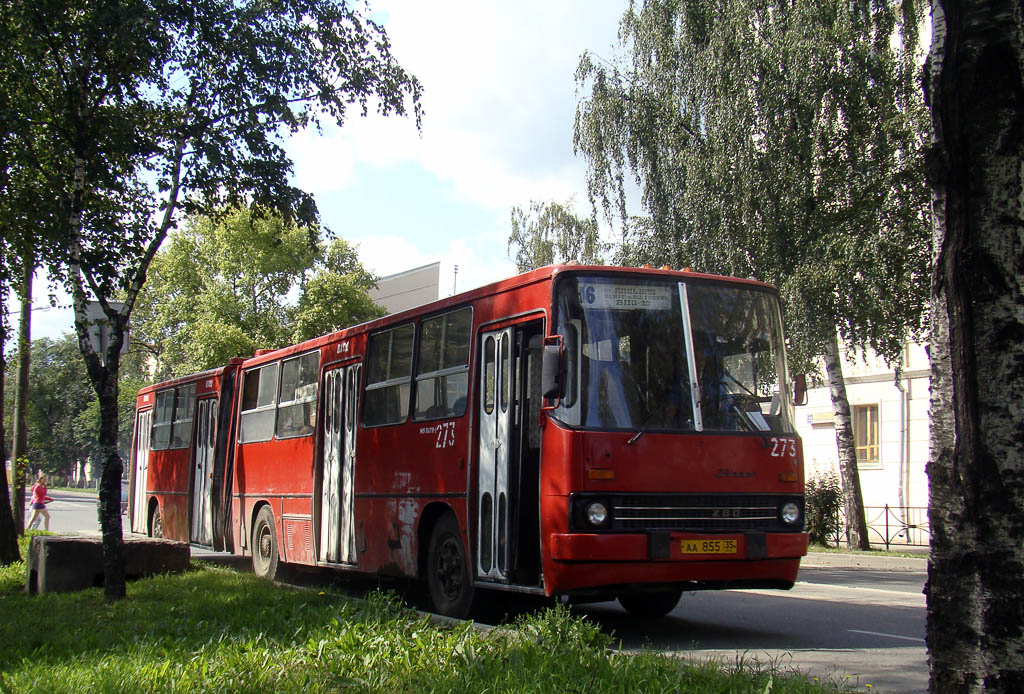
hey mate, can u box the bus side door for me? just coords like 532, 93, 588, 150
478, 327, 513, 580
319, 363, 360, 564
130, 409, 152, 535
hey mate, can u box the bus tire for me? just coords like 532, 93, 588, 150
149, 504, 163, 539
426, 514, 474, 618
618, 587, 682, 618
252, 506, 280, 581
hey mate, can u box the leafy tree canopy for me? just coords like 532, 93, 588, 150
134, 205, 384, 378
507, 200, 607, 273
0, 0, 421, 593
2, 334, 146, 477
575, 0, 930, 369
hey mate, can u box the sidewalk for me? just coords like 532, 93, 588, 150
802, 549, 927, 572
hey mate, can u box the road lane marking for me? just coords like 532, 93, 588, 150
848, 629, 925, 643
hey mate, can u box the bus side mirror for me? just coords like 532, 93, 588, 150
541, 336, 564, 401
793, 373, 807, 406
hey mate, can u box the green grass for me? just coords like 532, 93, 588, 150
1, 534, 847, 694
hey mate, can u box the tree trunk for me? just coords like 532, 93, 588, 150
96, 363, 126, 600
0, 331, 23, 565
926, 0, 1024, 691
11, 257, 33, 535
823, 334, 871, 550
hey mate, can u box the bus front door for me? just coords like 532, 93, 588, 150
320, 364, 360, 564
190, 398, 217, 546
478, 327, 513, 580
130, 409, 152, 535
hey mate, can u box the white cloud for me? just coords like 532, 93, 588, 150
288, 0, 624, 210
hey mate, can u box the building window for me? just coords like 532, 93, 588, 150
853, 404, 880, 467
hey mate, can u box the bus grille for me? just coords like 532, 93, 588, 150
609, 494, 799, 533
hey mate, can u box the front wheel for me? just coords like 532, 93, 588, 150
426, 514, 474, 618
252, 506, 280, 580
618, 587, 682, 618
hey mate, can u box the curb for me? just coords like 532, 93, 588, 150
801, 550, 927, 572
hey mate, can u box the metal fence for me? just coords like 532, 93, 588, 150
828, 505, 930, 551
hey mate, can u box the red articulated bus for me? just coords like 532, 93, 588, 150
129, 359, 244, 549
129, 265, 809, 618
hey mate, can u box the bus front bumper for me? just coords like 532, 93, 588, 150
545, 531, 809, 594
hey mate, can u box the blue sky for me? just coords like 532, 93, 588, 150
13, 0, 628, 341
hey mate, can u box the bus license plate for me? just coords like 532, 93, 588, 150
680, 539, 738, 555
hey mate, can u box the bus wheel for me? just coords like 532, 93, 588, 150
149, 506, 163, 538
252, 506, 280, 581
427, 514, 474, 618
618, 588, 682, 618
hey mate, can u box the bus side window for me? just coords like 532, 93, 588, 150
239, 363, 279, 443
276, 352, 319, 438
413, 307, 472, 421
364, 323, 415, 426
170, 384, 196, 448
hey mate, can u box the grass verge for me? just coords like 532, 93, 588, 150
1, 533, 846, 693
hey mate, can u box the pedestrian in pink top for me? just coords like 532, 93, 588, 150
27, 473, 53, 531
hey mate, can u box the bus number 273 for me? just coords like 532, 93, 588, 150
770, 437, 797, 458
436, 422, 456, 449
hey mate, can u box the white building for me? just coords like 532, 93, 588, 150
795, 342, 931, 547
368, 262, 440, 315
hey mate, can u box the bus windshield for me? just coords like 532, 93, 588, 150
553, 275, 796, 434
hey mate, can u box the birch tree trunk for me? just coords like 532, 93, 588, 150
926, 0, 1024, 690
0, 334, 21, 565
823, 334, 871, 550
11, 256, 32, 535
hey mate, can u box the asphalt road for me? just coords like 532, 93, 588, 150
41, 489, 928, 693
571, 561, 927, 694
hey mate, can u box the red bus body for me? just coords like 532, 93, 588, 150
129, 265, 808, 616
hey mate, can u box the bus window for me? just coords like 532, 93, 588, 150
413, 307, 471, 420
364, 323, 414, 426
169, 384, 196, 448
151, 389, 175, 450
151, 384, 195, 450
239, 363, 280, 443
276, 351, 319, 438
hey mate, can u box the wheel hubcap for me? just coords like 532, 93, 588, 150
436, 536, 463, 599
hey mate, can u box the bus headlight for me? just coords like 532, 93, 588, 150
586, 501, 609, 527
780, 501, 801, 525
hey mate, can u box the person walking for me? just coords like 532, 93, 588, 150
27, 473, 54, 531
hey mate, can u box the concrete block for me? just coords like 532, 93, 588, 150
26, 535, 190, 594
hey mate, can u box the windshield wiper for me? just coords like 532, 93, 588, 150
627, 411, 655, 445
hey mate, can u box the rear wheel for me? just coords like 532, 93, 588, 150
426, 514, 474, 618
149, 505, 163, 538
618, 587, 682, 617
252, 506, 280, 580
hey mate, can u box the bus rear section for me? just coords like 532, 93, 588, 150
128, 361, 242, 551
534, 270, 809, 615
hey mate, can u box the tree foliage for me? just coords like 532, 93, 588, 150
508, 200, 607, 272
134, 206, 384, 378
574, 0, 930, 550
575, 0, 930, 368
0, 0, 420, 596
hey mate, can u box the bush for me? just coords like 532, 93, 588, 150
805, 472, 843, 546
